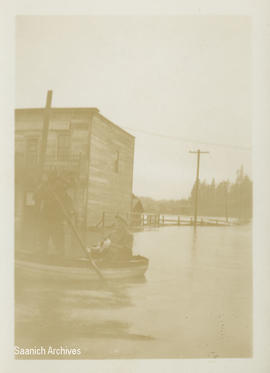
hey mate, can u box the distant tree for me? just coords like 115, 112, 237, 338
188, 166, 252, 219
138, 166, 252, 220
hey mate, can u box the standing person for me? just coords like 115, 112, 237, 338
36, 175, 75, 257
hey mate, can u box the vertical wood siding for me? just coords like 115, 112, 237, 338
87, 114, 135, 227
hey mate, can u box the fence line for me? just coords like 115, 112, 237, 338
94, 211, 234, 228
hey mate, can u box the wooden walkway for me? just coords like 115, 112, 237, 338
96, 212, 234, 228
138, 214, 232, 227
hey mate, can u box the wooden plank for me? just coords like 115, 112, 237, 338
15, 121, 43, 131
49, 121, 70, 130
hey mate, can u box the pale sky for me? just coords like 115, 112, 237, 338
16, 15, 252, 199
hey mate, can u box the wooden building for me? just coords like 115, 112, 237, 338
15, 107, 135, 232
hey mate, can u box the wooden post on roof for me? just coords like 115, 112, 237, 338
39, 90, 53, 177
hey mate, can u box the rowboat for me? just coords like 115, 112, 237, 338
15, 253, 149, 282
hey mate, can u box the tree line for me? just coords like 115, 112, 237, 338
138, 166, 252, 220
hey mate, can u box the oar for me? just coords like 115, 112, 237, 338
47, 187, 134, 300
47, 185, 105, 281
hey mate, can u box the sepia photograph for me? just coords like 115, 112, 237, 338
14, 15, 253, 360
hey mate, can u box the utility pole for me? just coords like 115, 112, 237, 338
224, 182, 229, 223
39, 90, 53, 177
189, 149, 209, 227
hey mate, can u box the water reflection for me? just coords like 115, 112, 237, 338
15, 225, 252, 359
192, 228, 198, 251
15, 271, 152, 353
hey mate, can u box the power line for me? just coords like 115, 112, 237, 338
122, 126, 251, 151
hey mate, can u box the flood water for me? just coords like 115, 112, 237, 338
15, 224, 252, 359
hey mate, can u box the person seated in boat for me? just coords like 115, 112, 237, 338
35, 174, 76, 257
92, 215, 133, 261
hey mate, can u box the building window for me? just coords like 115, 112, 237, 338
26, 138, 38, 165
57, 133, 70, 160
114, 151, 119, 173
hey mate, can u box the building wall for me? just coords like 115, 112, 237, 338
87, 114, 135, 227
15, 109, 94, 230
15, 109, 93, 167
15, 108, 135, 232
